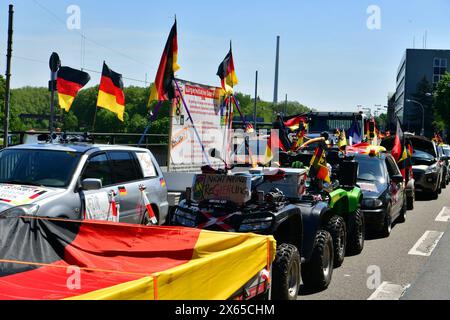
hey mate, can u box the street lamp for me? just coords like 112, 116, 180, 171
406, 99, 425, 136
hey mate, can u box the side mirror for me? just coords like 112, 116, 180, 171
391, 174, 404, 184
81, 179, 103, 191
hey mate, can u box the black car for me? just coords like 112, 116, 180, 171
355, 152, 407, 237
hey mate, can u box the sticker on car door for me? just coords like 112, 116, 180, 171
84, 191, 119, 222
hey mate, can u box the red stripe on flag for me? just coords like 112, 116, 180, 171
99, 76, 125, 106
57, 78, 83, 97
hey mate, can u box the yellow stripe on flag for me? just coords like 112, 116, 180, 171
58, 93, 75, 112
97, 90, 125, 122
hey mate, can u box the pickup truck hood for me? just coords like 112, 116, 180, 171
0, 184, 64, 213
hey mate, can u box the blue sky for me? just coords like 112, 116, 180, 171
1, 0, 450, 112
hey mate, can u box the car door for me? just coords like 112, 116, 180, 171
107, 151, 143, 224
385, 156, 404, 219
80, 153, 118, 222
133, 151, 168, 223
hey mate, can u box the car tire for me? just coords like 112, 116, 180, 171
406, 192, 415, 211
347, 209, 365, 255
397, 196, 407, 223
141, 209, 158, 226
432, 189, 439, 200
301, 230, 334, 291
381, 206, 392, 238
325, 215, 346, 268
272, 243, 301, 301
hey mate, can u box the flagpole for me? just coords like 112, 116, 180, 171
138, 101, 162, 147
92, 106, 98, 132
174, 79, 211, 166
166, 99, 174, 172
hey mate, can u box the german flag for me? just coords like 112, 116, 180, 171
217, 43, 238, 93
149, 21, 180, 103
265, 131, 287, 163
118, 186, 127, 196
284, 115, 308, 132
310, 146, 331, 183
57, 66, 90, 112
97, 62, 125, 122
337, 129, 348, 151
0, 216, 275, 300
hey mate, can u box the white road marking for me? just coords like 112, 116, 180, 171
368, 281, 408, 300
408, 231, 444, 257
435, 207, 450, 222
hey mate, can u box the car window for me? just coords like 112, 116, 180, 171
0, 149, 81, 188
135, 152, 158, 178
82, 153, 113, 187
108, 152, 142, 184
385, 157, 400, 178
355, 155, 385, 183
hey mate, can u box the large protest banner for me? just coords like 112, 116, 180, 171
169, 79, 232, 172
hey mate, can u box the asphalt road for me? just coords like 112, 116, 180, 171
299, 186, 450, 300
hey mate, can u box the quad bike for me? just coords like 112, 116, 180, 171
277, 149, 365, 269
169, 149, 336, 299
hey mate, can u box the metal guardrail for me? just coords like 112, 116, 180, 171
0, 131, 170, 166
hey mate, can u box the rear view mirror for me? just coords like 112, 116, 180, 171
81, 179, 102, 191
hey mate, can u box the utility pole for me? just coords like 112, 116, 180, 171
253, 71, 258, 130
3, 4, 14, 148
273, 35, 280, 105
284, 94, 288, 115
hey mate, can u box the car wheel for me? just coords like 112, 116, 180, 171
432, 189, 439, 200
272, 243, 301, 300
301, 230, 334, 291
325, 215, 346, 268
141, 209, 158, 226
347, 209, 365, 255
406, 192, 415, 211
381, 205, 392, 238
397, 196, 407, 223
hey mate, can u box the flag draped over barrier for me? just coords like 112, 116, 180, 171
0, 217, 275, 300
57, 66, 91, 112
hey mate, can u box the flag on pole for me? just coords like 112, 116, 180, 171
284, 115, 308, 132
56, 66, 90, 112
97, 62, 125, 122
391, 119, 404, 162
149, 20, 180, 103
217, 43, 238, 93
265, 131, 286, 163
310, 146, 331, 183
349, 120, 362, 145
337, 129, 348, 150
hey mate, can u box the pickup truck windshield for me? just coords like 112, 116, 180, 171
0, 149, 82, 188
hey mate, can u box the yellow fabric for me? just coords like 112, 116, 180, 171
224, 71, 238, 94
156, 231, 275, 300
67, 276, 155, 300
338, 130, 347, 149
67, 231, 275, 300
58, 93, 75, 112
97, 91, 125, 122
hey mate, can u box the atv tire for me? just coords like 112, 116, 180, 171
325, 215, 346, 268
347, 209, 365, 255
301, 230, 334, 291
272, 244, 301, 300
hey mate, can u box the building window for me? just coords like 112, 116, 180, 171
433, 58, 448, 87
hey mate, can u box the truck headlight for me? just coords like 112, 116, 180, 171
0, 204, 40, 217
239, 217, 273, 232
362, 199, 383, 209
426, 164, 438, 174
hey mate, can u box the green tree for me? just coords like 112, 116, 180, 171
434, 73, 450, 139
